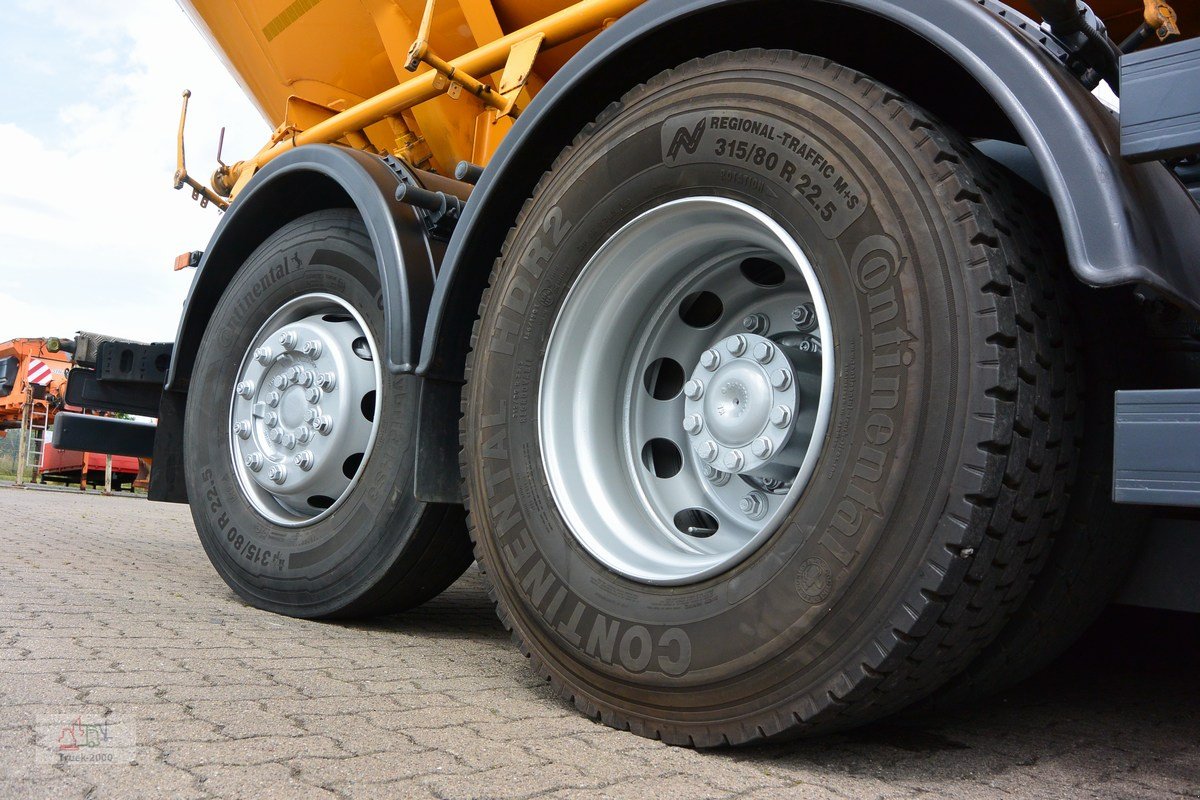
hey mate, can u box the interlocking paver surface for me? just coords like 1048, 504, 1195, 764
1, 485, 1198, 799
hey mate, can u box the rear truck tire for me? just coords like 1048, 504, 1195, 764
461, 50, 1084, 743
184, 209, 472, 619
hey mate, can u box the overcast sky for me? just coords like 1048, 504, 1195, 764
0, 0, 269, 344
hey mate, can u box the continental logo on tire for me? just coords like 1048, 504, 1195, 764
796, 557, 833, 604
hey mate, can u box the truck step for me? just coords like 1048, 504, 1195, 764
1113, 389, 1200, 507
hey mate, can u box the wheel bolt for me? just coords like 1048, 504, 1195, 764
264, 411, 279, 428
726, 335, 747, 357
724, 449, 745, 471
751, 437, 774, 459
771, 369, 792, 390
752, 342, 775, 364
316, 372, 337, 391
683, 414, 704, 436
700, 349, 721, 371
792, 302, 817, 332
288, 365, 306, 384
313, 415, 334, 435
739, 490, 768, 520
267, 428, 283, 443
305, 408, 321, 423
770, 405, 792, 428
235, 380, 254, 399
742, 313, 770, 335
702, 464, 731, 486
233, 420, 251, 439
293, 450, 314, 471
300, 340, 322, 358
272, 374, 288, 390
253, 347, 273, 365
244, 453, 264, 472
296, 370, 314, 388
281, 433, 297, 450
297, 427, 314, 443
305, 387, 321, 404
267, 465, 288, 484
278, 330, 298, 350
696, 441, 718, 463
266, 391, 281, 408
683, 379, 704, 400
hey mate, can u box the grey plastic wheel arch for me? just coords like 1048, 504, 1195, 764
417, 0, 1200, 385
165, 144, 439, 393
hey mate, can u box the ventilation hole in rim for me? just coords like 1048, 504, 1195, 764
678, 291, 723, 328
673, 508, 719, 538
322, 313, 353, 323
360, 390, 376, 422
643, 358, 685, 400
641, 438, 683, 479
342, 452, 364, 479
739, 257, 786, 287
308, 495, 335, 509
351, 337, 373, 360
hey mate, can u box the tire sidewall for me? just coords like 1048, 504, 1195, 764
469, 56, 975, 706
185, 211, 423, 616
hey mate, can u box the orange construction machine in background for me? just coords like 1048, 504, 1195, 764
0, 339, 72, 482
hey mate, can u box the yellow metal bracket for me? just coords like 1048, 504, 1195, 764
173, 90, 229, 211
1144, 0, 1181, 41
404, 0, 542, 119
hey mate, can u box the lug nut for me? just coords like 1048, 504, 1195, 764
752, 342, 775, 364
683, 414, 704, 436
683, 379, 704, 401
726, 335, 747, 357
770, 405, 792, 428
724, 449, 745, 472
700, 349, 721, 371
305, 407, 321, 423
313, 415, 334, 435
278, 330, 298, 350
300, 339, 322, 358
293, 450, 314, 471
305, 387, 322, 404
792, 302, 817, 332
253, 347, 273, 365
244, 453, 264, 472
702, 464, 731, 486
281, 433, 297, 450
771, 369, 792, 390
264, 411, 279, 428
296, 370, 315, 388
267, 465, 288, 484
266, 391, 281, 408
267, 428, 283, 443
315, 372, 336, 391
288, 365, 306, 384
235, 380, 254, 399
739, 490, 768, 520
272, 374, 288, 390
233, 420, 251, 439
297, 427, 314, 443
696, 441, 718, 463
743, 313, 770, 335
751, 437, 774, 459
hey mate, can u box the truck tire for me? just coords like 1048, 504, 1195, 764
461, 50, 1082, 743
184, 209, 471, 619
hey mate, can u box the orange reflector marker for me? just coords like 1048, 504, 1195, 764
173, 251, 202, 271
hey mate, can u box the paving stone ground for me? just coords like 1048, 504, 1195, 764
1, 485, 1198, 799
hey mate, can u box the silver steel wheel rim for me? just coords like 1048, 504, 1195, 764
539, 197, 834, 584
228, 292, 381, 527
